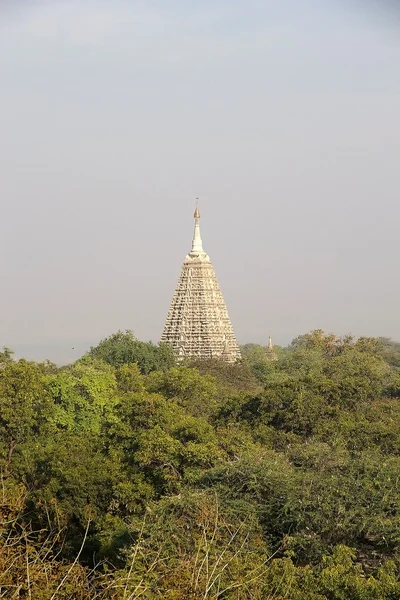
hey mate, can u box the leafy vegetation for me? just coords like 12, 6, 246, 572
0, 330, 399, 598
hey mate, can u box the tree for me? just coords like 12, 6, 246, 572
289, 329, 353, 355
379, 337, 400, 368
89, 330, 176, 373
2, 328, 400, 596
0, 346, 14, 363
0, 360, 51, 476
113, 491, 270, 600
115, 363, 145, 393
190, 356, 262, 393
46, 358, 117, 433
146, 366, 219, 418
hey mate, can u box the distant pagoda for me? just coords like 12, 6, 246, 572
266, 334, 278, 361
161, 205, 241, 362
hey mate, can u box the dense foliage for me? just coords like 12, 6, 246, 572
1, 330, 399, 598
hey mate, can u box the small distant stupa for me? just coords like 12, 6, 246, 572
161, 204, 241, 362
266, 334, 278, 361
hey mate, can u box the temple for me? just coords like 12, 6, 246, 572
161, 205, 241, 362
266, 334, 278, 361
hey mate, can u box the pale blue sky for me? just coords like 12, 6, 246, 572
1, 1, 399, 363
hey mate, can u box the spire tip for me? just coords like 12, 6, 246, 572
194, 198, 200, 219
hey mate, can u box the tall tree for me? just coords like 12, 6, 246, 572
89, 330, 175, 373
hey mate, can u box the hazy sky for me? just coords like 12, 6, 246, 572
1, 0, 399, 363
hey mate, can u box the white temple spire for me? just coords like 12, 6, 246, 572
161, 204, 241, 362
190, 199, 204, 254
266, 333, 278, 361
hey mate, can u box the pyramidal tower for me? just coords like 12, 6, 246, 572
161, 205, 241, 362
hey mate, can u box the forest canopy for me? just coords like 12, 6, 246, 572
0, 329, 399, 599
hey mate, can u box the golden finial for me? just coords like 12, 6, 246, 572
194, 198, 200, 219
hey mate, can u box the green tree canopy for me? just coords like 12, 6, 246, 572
89, 329, 176, 373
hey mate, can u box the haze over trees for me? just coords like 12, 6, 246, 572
0, 329, 399, 598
